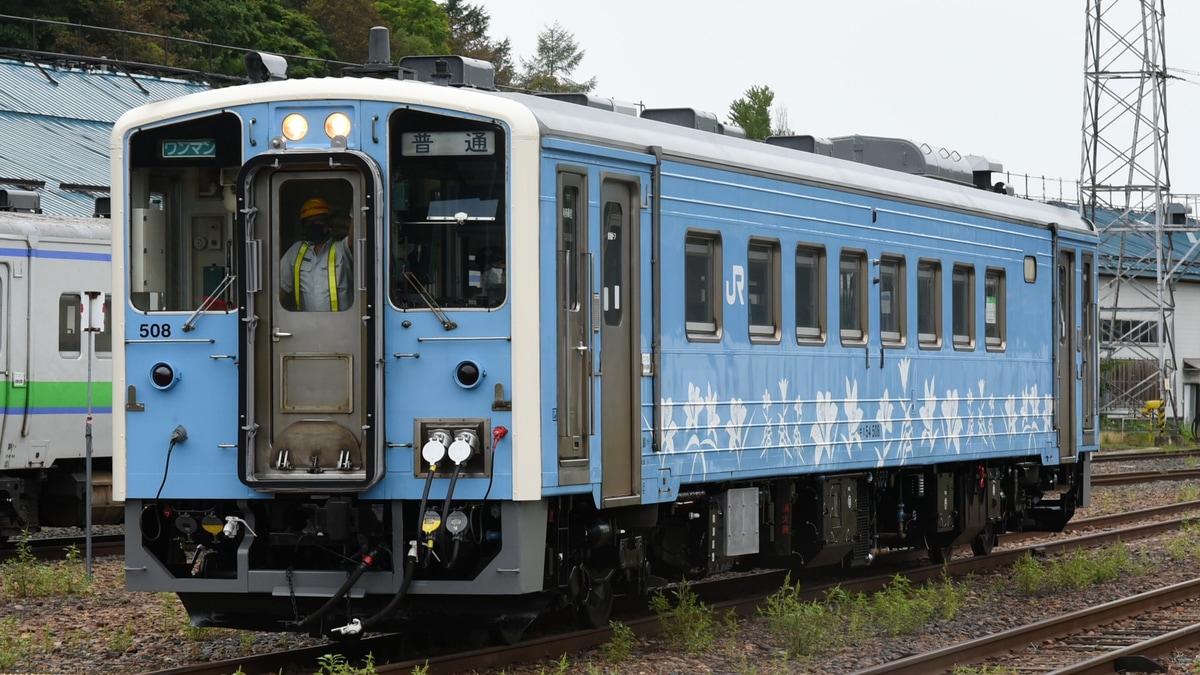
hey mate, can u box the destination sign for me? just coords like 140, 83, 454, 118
401, 131, 494, 156
161, 139, 217, 159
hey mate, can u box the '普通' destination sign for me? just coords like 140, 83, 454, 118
401, 131, 494, 156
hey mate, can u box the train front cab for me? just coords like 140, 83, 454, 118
114, 87, 582, 637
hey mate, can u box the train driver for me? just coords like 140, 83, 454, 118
279, 197, 354, 311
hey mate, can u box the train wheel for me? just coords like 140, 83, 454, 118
489, 625, 525, 646
970, 524, 997, 556
579, 576, 614, 629
926, 537, 955, 565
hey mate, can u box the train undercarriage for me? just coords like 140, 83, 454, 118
0, 460, 122, 542
127, 454, 1089, 638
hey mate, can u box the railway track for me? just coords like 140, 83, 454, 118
0, 533, 123, 561
135, 504, 1200, 675
1092, 468, 1200, 486
849, 577, 1200, 674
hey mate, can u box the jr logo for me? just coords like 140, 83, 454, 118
725, 264, 745, 305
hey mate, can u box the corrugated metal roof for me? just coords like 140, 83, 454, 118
1087, 206, 1200, 282
0, 58, 209, 217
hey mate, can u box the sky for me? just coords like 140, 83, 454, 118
484, 1, 1200, 198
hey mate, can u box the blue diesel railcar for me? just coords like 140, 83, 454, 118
112, 48, 1096, 638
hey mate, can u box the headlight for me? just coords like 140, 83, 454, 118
325, 112, 351, 139
281, 113, 308, 141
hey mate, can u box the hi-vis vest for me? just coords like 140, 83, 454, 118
293, 241, 339, 311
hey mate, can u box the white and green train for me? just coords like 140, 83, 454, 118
0, 208, 117, 541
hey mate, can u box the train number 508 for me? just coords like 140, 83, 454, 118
138, 323, 172, 338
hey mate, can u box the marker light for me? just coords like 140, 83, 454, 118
454, 360, 483, 389
150, 362, 179, 390
324, 112, 352, 139
281, 113, 308, 141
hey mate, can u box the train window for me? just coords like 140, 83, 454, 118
839, 250, 867, 345
1024, 255, 1037, 283
880, 255, 906, 348
952, 264, 976, 350
685, 232, 721, 340
985, 268, 1006, 351
95, 295, 113, 355
917, 260, 941, 349
601, 202, 623, 326
58, 293, 81, 357
795, 245, 826, 345
278, 178, 356, 312
748, 239, 780, 343
560, 184, 580, 312
389, 110, 507, 310
125, 111, 242, 313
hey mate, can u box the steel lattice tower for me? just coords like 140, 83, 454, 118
1081, 0, 1187, 422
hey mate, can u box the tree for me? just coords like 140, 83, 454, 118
443, 0, 513, 85
728, 85, 777, 141
376, 0, 449, 58
515, 22, 595, 93
308, 0, 385, 65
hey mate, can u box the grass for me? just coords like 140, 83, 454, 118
1011, 542, 1150, 595
649, 580, 719, 654
0, 536, 91, 598
755, 571, 969, 661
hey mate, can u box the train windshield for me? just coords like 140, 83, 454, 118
388, 110, 507, 310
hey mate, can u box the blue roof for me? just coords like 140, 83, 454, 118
0, 58, 209, 216
1052, 201, 1200, 282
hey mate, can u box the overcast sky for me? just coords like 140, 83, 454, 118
485, 1, 1200, 197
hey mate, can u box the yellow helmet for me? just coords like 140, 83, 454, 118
300, 198, 331, 220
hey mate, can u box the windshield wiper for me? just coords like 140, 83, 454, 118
404, 270, 457, 331
182, 273, 236, 332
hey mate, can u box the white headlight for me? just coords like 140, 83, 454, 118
281, 113, 308, 141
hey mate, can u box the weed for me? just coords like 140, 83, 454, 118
602, 620, 636, 662
106, 621, 136, 654
759, 575, 840, 657
1179, 483, 1200, 503
649, 580, 718, 654
0, 535, 90, 598
871, 575, 935, 635
1011, 552, 1048, 594
0, 616, 31, 670
316, 652, 377, 675
1013, 542, 1146, 594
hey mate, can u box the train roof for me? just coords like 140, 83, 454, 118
112, 76, 1094, 237
0, 210, 110, 241
501, 92, 1095, 236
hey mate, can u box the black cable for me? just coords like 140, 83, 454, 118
154, 426, 188, 502
154, 440, 178, 502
